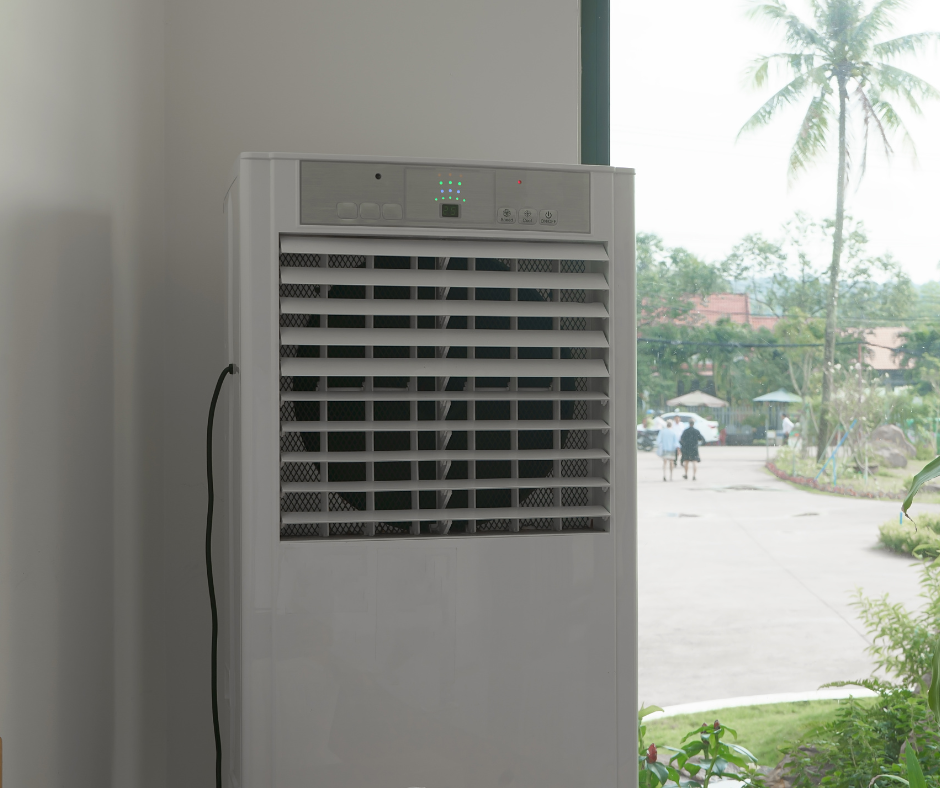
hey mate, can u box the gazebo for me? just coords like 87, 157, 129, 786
753, 388, 803, 454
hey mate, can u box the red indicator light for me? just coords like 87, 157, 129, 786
517, 180, 522, 184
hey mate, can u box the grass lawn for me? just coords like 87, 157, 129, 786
643, 699, 866, 767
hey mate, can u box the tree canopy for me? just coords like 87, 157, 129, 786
637, 219, 925, 412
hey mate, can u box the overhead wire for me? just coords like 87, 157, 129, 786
637, 337, 903, 351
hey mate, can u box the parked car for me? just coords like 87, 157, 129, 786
660, 412, 720, 444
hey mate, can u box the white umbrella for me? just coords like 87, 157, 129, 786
666, 390, 730, 408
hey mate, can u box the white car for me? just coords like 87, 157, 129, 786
660, 412, 720, 444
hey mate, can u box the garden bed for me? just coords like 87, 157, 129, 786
766, 449, 940, 502
766, 462, 906, 500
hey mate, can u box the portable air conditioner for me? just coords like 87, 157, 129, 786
222, 153, 636, 787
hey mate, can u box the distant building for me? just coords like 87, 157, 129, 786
685, 293, 778, 330
861, 326, 911, 387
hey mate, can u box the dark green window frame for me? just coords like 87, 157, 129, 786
581, 0, 610, 166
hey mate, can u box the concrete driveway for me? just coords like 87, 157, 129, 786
638, 445, 933, 707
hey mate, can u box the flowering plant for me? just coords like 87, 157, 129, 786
638, 704, 684, 788
668, 718, 763, 788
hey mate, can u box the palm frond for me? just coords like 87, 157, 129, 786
873, 32, 940, 61
747, 0, 828, 54
872, 63, 940, 112
746, 52, 819, 88
853, 0, 909, 49
788, 86, 833, 181
870, 88, 918, 162
738, 65, 828, 139
855, 86, 893, 182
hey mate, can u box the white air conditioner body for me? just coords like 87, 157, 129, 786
222, 153, 636, 788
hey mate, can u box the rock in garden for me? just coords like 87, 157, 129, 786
869, 424, 916, 458
871, 446, 908, 468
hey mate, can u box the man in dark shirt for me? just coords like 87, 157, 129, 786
680, 422, 705, 480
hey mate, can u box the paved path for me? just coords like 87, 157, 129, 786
638, 446, 935, 707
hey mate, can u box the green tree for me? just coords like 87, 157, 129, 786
775, 313, 827, 448
702, 319, 789, 405
739, 0, 939, 458
722, 213, 914, 325
636, 233, 728, 328
636, 233, 730, 407
898, 326, 940, 394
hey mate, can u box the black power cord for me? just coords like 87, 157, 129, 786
207, 363, 235, 788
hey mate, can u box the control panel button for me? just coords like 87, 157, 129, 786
497, 207, 516, 224
359, 202, 380, 220
337, 202, 358, 219
382, 203, 403, 220
519, 208, 537, 225
539, 209, 558, 226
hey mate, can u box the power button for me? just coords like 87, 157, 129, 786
539, 209, 558, 226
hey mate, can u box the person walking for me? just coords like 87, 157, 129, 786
680, 421, 705, 480
781, 413, 794, 446
670, 416, 687, 438
655, 421, 680, 481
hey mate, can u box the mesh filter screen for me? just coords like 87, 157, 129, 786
278, 250, 611, 539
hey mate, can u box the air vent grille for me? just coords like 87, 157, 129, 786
278, 247, 611, 539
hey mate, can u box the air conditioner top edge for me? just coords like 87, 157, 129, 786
235, 151, 633, 175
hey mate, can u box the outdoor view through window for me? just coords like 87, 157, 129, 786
613, 1, 940, 783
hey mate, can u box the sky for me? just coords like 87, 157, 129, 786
611, 0, 940, 284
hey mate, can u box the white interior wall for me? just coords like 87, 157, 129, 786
0, 0, 580, 784
0, 0, 166, 786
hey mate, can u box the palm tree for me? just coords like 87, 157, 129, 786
739, 0, 939, 460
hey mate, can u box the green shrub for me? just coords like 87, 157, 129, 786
853, 562, 940, 691
777, 568, 940, 788
879, 516, 940, 561
782, 682, 940, 788
743, 413, 766, 429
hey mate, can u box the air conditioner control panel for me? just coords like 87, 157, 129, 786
299, 160, 590, 232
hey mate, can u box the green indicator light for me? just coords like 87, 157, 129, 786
457, 182, 461, 185
462, 198, 466, 202
435, 198, 438, 201
439, 181, 443, 185
448, 181, 452, 184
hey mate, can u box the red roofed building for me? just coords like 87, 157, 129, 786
861, 326, 912, 386
685, 293, 778, 331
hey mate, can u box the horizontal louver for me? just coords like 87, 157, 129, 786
279, 244, 611, 539
281, 327, 610, 348
280, 298, 608, 318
